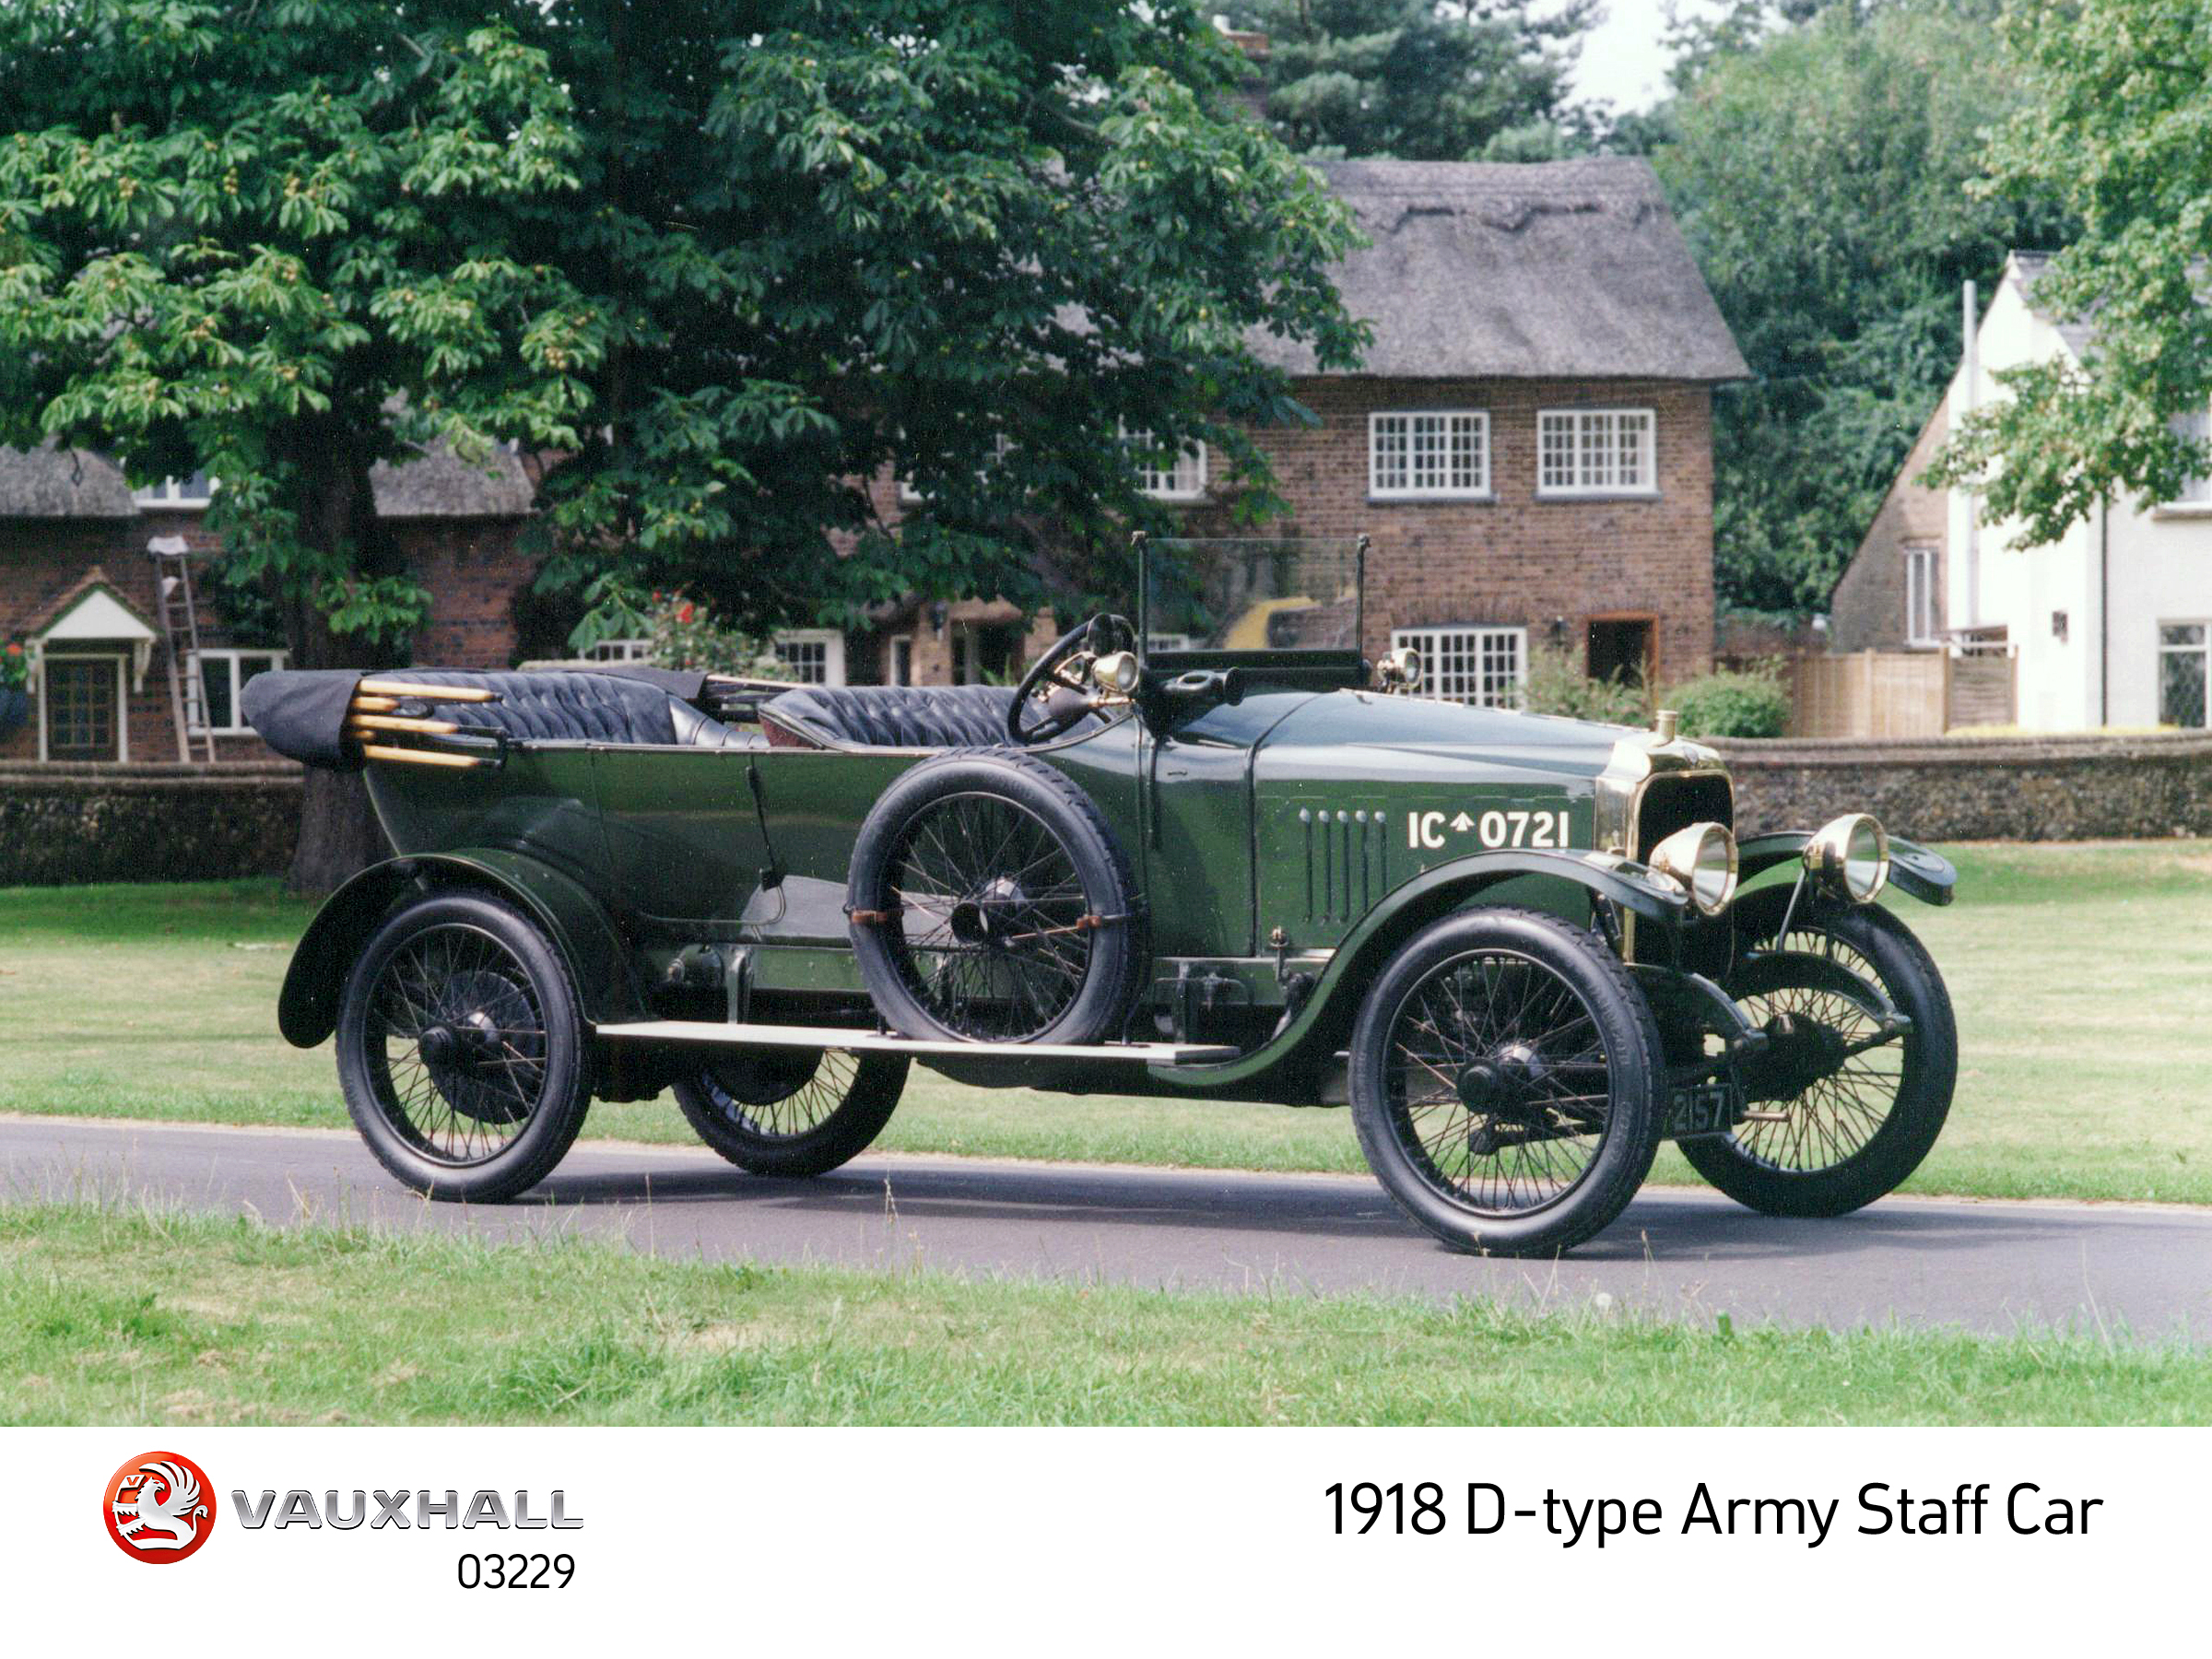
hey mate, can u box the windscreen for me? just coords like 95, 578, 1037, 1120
1141, 537, 1365, 656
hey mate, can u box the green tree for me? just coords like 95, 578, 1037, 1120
0, 2, 1364, 889
1218, 0, 1598, 160
524, 2, 1367, 636
0, 0, 597, 888
1925, 0, 2212, 548
1653, 0, 2066, 612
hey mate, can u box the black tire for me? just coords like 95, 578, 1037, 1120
847, 749, 1143, 1045
335, 890, 592, 1202
1678, 884, 1958, 1218
1348, 907, 1665, 1257
672, 1047, 909, 1177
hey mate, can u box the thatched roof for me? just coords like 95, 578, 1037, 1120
0, 440, 534, 520
1256, 157, 1747, 382
0, 443, 138, 518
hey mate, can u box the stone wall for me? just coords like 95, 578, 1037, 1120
1713, 732, 2212, 841
0, 761, 302, 887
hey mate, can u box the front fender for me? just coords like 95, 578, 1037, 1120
277, 851, 645, 1047
1738, 831, 1957, 907
1150, 848, 1688, 1089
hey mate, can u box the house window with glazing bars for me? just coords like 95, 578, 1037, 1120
1391, 625, 1527, 708
44, 655, 122, 760
1123, 429, 1207, 500
2171, 406, 2212, 505
773, 629, 845, 686
189, 648, 288, 735
1537, 408, 1654, 496
1369, 411, 1488, 499
1904, 547, 1938, 646
2159, 623, 2209, 728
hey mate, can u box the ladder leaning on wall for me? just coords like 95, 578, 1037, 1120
148, 535, 216, 764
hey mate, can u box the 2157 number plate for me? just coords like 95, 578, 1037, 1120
1664, 1077, 1743, 1139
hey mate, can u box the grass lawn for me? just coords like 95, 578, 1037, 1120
5, 1200, 2206, 1425
2, 841, 2208, 1204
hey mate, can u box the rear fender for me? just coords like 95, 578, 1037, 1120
1151, 848, 1688, 1089
277, 851, 644, 1047
1737, 831, 1957, 907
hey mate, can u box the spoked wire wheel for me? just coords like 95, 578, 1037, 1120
364, 923, 549, 1164
335, 892, 592, 1202
673, 1047, 910, 1178
1679, 885, 1958, 1218
887, 791, 1097, 1041
1728, 931, 1902, 1173
1381, 947, 1617, 1214
848, 751, 1143, 1047
690, 1049, 860, 1139
1349, 909, 1662, 1257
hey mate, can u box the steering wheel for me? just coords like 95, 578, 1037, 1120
1007, 614, 1135, 745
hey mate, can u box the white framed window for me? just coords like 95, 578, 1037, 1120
189, 647, 288, 735
886, 636, 914, 686
134, 471, 217, 509
2168, 405, 2212, 506
1904, 546, 1939, 646
40, 652, 127, 761
1124, 428, 1208, 500
1369, 411, 1489, 500
773, 628, 846, 686
582, 637, 653, 664
1537, 408, 1655, 497
1144, 631, 1197, 653
1391, 625, 1527, 709
2159, 622, 2209, 728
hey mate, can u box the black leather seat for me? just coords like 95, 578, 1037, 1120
387, 669, 756, 747
764, 684, 1036, 749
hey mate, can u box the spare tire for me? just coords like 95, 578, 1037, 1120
847, 749, 1144, 1045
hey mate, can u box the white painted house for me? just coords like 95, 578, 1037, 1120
1832, 252, 2212, 730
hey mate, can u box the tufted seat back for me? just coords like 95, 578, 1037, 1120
763, 684, 1043, 749
382, 669, 753, 747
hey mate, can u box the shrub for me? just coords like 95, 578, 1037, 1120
1520, 645, 1650, 726
1665, 660, 1791, 738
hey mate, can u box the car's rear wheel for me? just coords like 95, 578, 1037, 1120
672, 1047, 909, 1177
1348, 908, 1664, 1257
335, 891, 592, 1202
1679, 884, 1957, 1217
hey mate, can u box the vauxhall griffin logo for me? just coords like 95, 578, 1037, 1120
104, 1451, 218, 1563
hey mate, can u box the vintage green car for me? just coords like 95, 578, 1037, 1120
248, 538, 1958, 1257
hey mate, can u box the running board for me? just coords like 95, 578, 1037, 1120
594, 1019, 1239, 1066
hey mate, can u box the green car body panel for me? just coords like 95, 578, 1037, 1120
284, 670, 1955, 1112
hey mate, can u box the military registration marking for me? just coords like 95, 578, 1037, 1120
1406, 807, 1573, 852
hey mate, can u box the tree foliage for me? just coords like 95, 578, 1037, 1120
0, 1, 1365, 885
1653, 0, 2067, 612
525, 1, 1368, 631
1925, 0, 2212, 548
0, 0, 594, 661
1218, 0, 1597, 160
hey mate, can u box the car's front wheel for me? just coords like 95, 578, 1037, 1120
1348, 907, 1665, 1257
1679, 884, 1957, 1217
672, 1047, 909, 1177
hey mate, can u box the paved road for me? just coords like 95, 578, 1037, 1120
6, 1115, 2206, 1339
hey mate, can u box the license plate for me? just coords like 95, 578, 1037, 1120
1665, 1078, 1742, 1139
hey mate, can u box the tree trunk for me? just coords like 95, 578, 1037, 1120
281, 443, 397, 896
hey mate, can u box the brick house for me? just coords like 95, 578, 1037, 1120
863, 157, 1746, 701
0, 441, 541, 765
2, 157, 1744, 764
